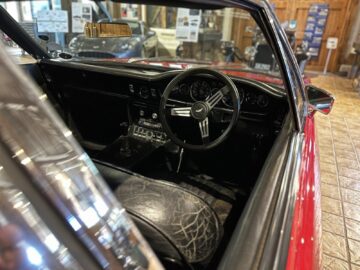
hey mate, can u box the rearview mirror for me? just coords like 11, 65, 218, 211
84, 22, 132, 38
306, 85, 334, 115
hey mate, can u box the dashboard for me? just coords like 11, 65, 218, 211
123, 75, 286, 117
39, 61, 288, 146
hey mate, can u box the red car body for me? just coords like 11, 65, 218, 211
287, 115, 322, 270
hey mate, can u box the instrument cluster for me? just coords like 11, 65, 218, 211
126, 78, 271, 111
171, 79, 270, 110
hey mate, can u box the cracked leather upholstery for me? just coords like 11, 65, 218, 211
95, 161, 224, 265
116, 177, 222, 264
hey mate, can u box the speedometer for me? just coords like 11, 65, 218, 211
190, 80, 211, 101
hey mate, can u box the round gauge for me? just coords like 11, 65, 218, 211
179, 83, 189, 95
139, 86, 150, 99
222, 93, 232, 107
222, 88, 244, 107
172, 85, 179, 93
257, 94, 269, 108
190, 80, 211, 101
210, 80, 220, 89
245, 92, 257, 105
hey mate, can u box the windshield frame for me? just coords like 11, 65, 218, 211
260, 1, 305, 130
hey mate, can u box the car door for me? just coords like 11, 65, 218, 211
271, 10, 322, 270
218, 1, 332, 269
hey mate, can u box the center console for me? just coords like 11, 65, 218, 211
128, 101, 168, 145
97, 102, 168, 169
129, 119, 167, 145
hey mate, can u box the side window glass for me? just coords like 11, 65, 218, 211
289, 68, 306, 120
266, 3, 306, 127
0, 30, 36, 64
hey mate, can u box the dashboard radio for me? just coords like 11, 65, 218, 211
129, 118, 167, 144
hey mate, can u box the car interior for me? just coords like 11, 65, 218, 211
22, 59, 289, 269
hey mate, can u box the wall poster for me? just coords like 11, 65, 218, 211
72, 3, 93, 33
36, 10, 68, 33
175, 8, 202, 43
303, 4, 329, 58
120, 4, 139, 20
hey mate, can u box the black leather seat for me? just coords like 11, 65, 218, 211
94, 161, 234, 266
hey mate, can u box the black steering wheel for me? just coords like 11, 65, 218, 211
159, 68, 241, 151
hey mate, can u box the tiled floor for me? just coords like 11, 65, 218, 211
312, 75, 360, 269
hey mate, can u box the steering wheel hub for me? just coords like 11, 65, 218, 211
191, 102, 209, 120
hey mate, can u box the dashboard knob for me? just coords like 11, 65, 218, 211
152, 113, 158, 120
139, 110, 145, 117
129, 84, 134, 93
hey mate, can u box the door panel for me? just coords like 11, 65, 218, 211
218, 115, 304, 270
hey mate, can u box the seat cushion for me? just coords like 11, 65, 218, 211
147, 171, 236, 225
94, 161, 223, 265
115, 176, 222, 264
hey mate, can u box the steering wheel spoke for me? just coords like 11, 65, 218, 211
206, 86, 230, 110
167, 98, 193, 107
170, 107, 192, 117
199, 117, 209, 143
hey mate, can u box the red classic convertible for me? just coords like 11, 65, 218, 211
0, 0, 333, 269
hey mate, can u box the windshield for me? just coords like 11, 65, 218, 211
0, 1, 284, 86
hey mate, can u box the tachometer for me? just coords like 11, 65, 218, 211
190, 80, 211, 101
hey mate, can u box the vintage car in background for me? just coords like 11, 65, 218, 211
0, 0, 333, 269
69, 19, 158, 58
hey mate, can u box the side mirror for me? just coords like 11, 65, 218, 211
306, 85, 334, 115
